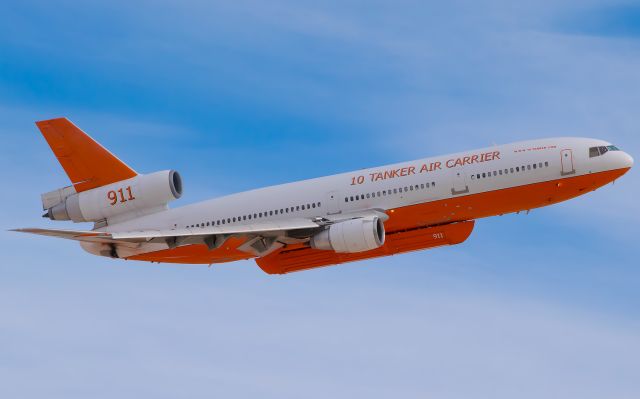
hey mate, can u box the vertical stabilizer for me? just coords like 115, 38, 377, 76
35, 118, 137, 192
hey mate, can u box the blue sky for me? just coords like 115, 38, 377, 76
1, 1, 639, 398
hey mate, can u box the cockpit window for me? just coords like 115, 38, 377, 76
589, 145, 621, 158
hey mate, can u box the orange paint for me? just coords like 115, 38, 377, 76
124, 168, 629, 269
36, 118, 138, 192
128, 236, 253, 264
256, 221, 475, 274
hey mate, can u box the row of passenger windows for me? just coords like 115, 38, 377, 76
471, 161, 549, 180
589, 145, 620, 158
345, 182, 437, 203
187, 160, 553, 228
187, 201, 322, 228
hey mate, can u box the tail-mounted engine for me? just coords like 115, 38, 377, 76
42, 170, 182, 223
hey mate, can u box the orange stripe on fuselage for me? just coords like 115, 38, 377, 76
127, 167, 630, 265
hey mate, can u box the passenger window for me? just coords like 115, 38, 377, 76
350, 196, 354, 201
493, 171, 497, 176
510, 168, 514, 173
482, 173, 486, 178
533, 163, 537, 169
366, 193, 370, 198
545, 162, 549, 167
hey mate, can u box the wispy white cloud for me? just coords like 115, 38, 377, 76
0, 258, 638, 398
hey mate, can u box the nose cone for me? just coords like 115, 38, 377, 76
622, 152, 634, 169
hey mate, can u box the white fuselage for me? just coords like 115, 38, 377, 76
104, 137, 632, 237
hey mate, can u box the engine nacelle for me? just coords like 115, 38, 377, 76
44, 170, 182, 223
310, 217, 385, 253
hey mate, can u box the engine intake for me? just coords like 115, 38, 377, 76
43, 170, 182, 223
310, 216, 385, 253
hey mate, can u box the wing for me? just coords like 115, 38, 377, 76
10, 227, 141, 248
13, 210, 390, 258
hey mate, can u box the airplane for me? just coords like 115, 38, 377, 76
12, 118, 633, 274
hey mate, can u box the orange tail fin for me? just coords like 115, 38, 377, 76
36, 118, 138, 192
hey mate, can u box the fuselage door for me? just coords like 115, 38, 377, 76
326, 190, 342, 214
561, 149, 575, 176
451, 167, 469, 195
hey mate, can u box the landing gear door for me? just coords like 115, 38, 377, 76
451, 167, 469, 195
326, 190, 342, 215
